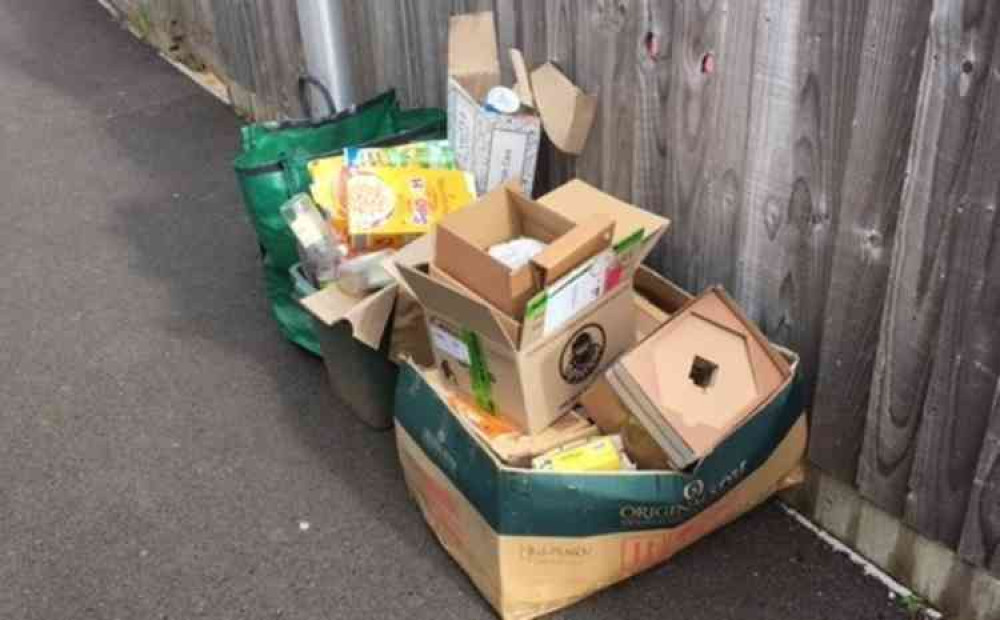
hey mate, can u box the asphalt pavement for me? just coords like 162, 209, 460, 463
0, 2, 916, 619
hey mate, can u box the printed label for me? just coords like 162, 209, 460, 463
448, 82, 478, 173
430, 323, 471, 365
543, 250, 616, 336
462, 330, 495, 413
485, 128, 529, 192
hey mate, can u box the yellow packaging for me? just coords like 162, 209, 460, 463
307, 156, 348, 239
532, 435, 627, 472
346, 167, 476, 252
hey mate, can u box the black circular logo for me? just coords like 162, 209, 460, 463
559, 323, 607, 384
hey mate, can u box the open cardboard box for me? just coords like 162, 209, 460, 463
394, 181, 669, 434
394, 267, 806, 620
448, 11, 598, 196
434, 183, 614, 319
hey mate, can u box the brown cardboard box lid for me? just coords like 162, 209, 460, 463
530, 62, 598, 155
393, 236, 520, 350
448, 12, 501, 102
299, 283, 397, 350
531, 214, 614, 287
611, 286, 792, 464
538, 180, 670, 278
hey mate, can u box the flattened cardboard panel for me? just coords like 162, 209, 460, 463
531, 214, 613, 286
538, 180, 669, 276
530, 62, 597, 155
398, 262, 515, 350
448, 12, 501, 101
509, 49, 535, 108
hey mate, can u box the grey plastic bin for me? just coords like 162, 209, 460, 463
291, 263, 398, 430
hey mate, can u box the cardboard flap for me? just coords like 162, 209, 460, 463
530, 214, 614, 286
538, 180, 670, 276
397, 262, 517, 350
530, 62, 598, 154
448, 12, 501, 102
384, 234, 433, 296
300, 284, 397, 350
510, 49, 535, 108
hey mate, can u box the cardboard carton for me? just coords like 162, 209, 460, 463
394, 351, 805, 620
395, 183, 669, 434
602, 286, 793, 469
434, 183, 614, 319
447, 12, 597, 196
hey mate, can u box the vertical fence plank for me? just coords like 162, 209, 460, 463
807, 0, 932, 481
640, 0, 757, 296
731, 0, 843, 410
858, 0, 1000, 536
960, 383, 1000, 572
901, 1, 1000, 548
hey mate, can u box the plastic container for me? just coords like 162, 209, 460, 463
289, 262, 318, 300
336, 250, 395, 296
295, 262, 398, 430
280, 193, 341, 287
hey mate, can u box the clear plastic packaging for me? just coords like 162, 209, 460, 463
336, 249, 395, 296
280, 193, 342, 287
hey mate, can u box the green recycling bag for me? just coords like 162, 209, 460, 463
234, 88, 446, 355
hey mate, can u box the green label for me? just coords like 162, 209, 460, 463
614, 227, 645, 255
461, 330, 495, 413
525, 292, 548, 321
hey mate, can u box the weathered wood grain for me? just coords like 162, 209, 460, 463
640, 0, 757, 293
959, 381, 1000, 572
807, 0, 932, 481
901, 0, 1000, 549
729, 0, 845, 421
858, 0, 1000, 541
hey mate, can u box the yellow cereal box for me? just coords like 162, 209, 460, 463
307, 156, 348, 239
345, 167, 476, 252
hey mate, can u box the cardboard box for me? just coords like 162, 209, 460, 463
447, 12, 598, 196
299, 280, 433, 429
434, 183, 614, 319
395, 182, 669, 434
394, 354, 805, 620
606, 286, 793, 468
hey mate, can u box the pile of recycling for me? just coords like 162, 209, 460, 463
234, 11, 806, 620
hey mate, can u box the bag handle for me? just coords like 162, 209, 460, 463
298, 74, 337, 121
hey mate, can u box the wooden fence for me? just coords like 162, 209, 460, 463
110, 0, 1000, 599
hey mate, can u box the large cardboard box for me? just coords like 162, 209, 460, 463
447, 12, 597, 196
394, 355, 805, 620
395, 182, 669, 434
434, 183, 614, 319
